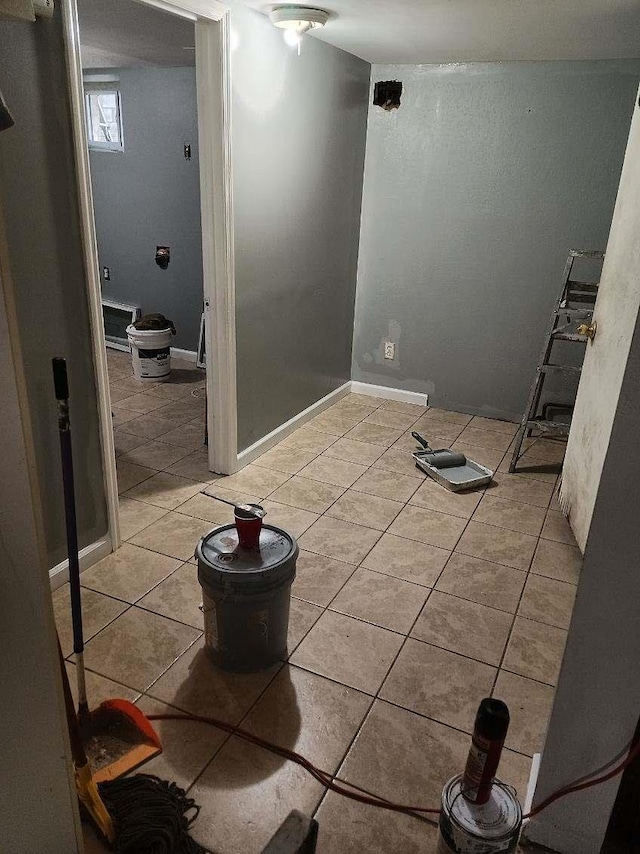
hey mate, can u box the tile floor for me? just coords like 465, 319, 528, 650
69, 348, 579, 853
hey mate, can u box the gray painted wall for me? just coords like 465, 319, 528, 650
353, 61, 640, 421
89, 66, 203, 351
0, 16, 108, 567
229, 3, 370, 451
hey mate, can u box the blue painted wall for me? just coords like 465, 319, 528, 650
353, 61, 640, 420
89, 66, 203, 352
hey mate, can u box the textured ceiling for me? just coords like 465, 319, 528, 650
240, 0, 640, 63
78, 0, 195, 69
77, 0, 640, 69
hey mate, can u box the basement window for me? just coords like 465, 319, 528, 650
84, 82, 123, 152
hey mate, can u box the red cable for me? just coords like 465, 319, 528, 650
523, 736, 640, 819
149, 712, 640, 821
149, 712, 440, 816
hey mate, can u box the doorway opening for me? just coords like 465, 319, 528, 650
64, 0, 237, 553
78, 0, 210, 504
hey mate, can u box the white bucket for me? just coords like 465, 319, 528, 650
126, 324, 172, 382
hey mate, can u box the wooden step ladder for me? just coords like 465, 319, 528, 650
508, 249, 604, 473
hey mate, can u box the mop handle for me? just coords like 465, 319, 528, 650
52, 358, 88, 717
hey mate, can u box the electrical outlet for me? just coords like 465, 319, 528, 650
384, 341, 396, 360
102, 266, 110, 281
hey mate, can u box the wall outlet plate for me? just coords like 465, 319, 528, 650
384, 341, 396, 360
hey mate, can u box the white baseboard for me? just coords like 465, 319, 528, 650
171, 347, 198, 363
105, 340, 129, 353
350, 381, 429, 407
523, 752, 541, 823
49, 536, 113, 591
238, 381, 351, 467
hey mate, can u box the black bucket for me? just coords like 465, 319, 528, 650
196, 523, 298, 672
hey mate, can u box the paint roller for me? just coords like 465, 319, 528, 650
411, 431, 467, 469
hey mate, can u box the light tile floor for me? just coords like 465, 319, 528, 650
68, 348, 577, 853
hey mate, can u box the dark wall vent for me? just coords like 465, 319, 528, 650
373, 80, 402, 111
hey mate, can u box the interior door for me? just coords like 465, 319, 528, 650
560, 89, 640, 551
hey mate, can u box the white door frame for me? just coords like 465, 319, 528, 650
61, 0, 238, 553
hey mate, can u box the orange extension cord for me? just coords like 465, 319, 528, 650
149, 712, 640, 821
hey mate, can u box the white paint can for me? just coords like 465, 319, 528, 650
437, 775, 522, 854
126, 324, 172, 382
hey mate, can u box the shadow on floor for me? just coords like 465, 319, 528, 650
166, 648, 301, 789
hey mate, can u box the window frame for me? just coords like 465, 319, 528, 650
84, 82, 124, 153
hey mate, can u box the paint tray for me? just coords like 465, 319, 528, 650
412, 449, 493, 492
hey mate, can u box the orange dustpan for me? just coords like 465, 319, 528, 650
53, 357, 162, 782
83, 698, 162, 783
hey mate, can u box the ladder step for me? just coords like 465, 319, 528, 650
567, 280, 599, 291
539, 364, 582, 376
552, 331, 589, 343
566, 281, 599, 305
569, 250, 605, 260
556, 307, 593, 318
526, 419, 571, 434
569, 293, 598, 304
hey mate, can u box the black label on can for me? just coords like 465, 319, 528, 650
138, 347, 170, 360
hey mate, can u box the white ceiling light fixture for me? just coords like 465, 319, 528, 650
270, 5, 329, 55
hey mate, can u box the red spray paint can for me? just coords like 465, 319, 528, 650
462, 698, 510, 805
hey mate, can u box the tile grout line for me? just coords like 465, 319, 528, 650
106, 375, 570, 832
290, 592, 560, 682
312, 526, 485, 823
118, 395, 563, 658
182, 648, 320, 798
152, 399, 396, 800
489, 475, 558, 697
193, 406, 416, 812
136, 630, 204, 697
61, 600, 134, 659
274, 415, 565, 711
116, 399, 567, 640
312, 478, 452, 797
70, 607, 203, 694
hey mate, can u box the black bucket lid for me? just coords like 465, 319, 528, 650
196, 523, 298, 585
